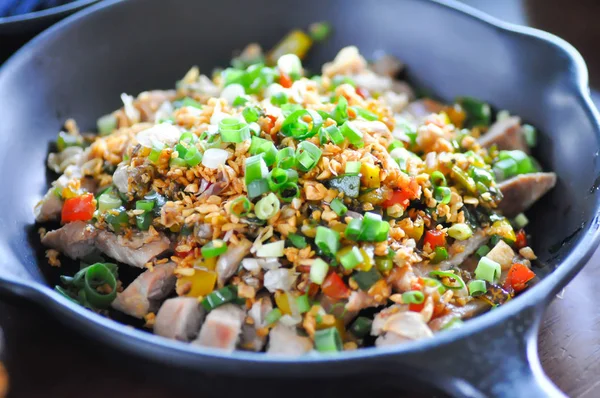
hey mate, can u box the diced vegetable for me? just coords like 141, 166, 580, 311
315, 226, 340, 255
314, 327, 342, 352
61, 194, 96, 223
353, 268, 381, 291
447, 223, 473, 241
310, 258, 329, 285
504, 263, 535, 292
327, 175, 360, 198
321, 272, 350, 299
202, 240, 228, 258
201, 285, 238, 311
474, 257, 501, 284
423, 229, 446, 249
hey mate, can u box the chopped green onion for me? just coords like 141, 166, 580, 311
276, 147, 295, 169
230, 196, 251, 218
471, 167, 494, 187
310, 258, 329, 285
135, 212, 153, 230
256, 240, 285, 257
98, 192, 122, 211
277, 181, 300, 202
345, 161, 361, 175
387, 140, 404, 153
135, 200, 155, 212
247, 178, 270, 199
255, 193, 281, 220
295, 141, 322, 172
242, 106, 263, 123
249, 137, 277, 166
476, 245, 491, 258
245, 155, 268, 185
315, 226, 340, 256
82, 263, 118, 309
447, 223, 473, 241
219, 118, 251, 143
270, 92, 288, 106
267, 168, 298, 192
184, 146, 202, 167
422, 277, 445, 294
281, 103, 303, 117
441, 317, 464, 331
331, 96, 348, 125
375, 256, 393, 272
451, 165, 477, 193
359, 212, 388, 242
349, 316, 372, 338
430, 171, 447, 187
148, 143, 164, 163
468, 280, 487, 296
314, 327, 342, 353
323, 125, 344, 145
265, 308, 282, 325
402, 291, 425, 304
340, 246, 363, 270
340, 121, 364, 148
201, 240, 228, 259
97, 114, 117, 136
429, 270, 466, 290
474, 256, 501, 284
56, 131, 84, 152
493, 158, 518, 181
288, 233, 307, 249
512, 213, 529, 229
281, 109, 323, 140
352, 106, 378, 121
331, 75, 356, 89
457, 97, 491, 128
431, 246, 449, 264
329, 198, 347, 216
296, 294, 311, 314
345, 218, 363, 241
308, 21, 332, 42
232, 96, 249, 107
522, 124, 537, 147
353, 268, 381, 291
327, 174, 360, 198
498, 150, 536, 175
105, 207, 129, 232
201, 285, 238, 311
182, 97, 202, 109
434, 186, 452, 205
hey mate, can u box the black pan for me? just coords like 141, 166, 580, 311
0, 0, 599, 397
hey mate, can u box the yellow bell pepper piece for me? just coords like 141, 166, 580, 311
491, 219, 516, 243
267, 30, 313, 64
406, 217, 425, 241
360, 163, 381, 189
177, 269, 217, 298
335, 247, 373, 271
275, 291, 292, 315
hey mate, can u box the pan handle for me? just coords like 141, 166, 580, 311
389, 303, 566, 398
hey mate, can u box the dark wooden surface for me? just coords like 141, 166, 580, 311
2, 0, 600, 397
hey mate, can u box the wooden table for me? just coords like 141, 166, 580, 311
2, 1, 600, 397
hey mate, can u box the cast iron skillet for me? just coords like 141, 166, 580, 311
0, 0, 599, 396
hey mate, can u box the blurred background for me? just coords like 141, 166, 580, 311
1, 0, 600, 397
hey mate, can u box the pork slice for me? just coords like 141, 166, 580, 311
375, 311, 433, 346
478, 116, 529, 153
216, 239, 252, 286
95, 230, 171, 268
240, 296, 273, 351
428, 299, 491, 332
497, 172, 557, 218
111, 262, 176, 318
34, 189, 63, 222
154, 297, 205, 342
388, 265, 418, 293
41, 221, 98, 259
346, 290, 378, 312
267, 324, 312, 356
194, 304, 245, 351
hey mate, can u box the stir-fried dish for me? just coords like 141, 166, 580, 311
35, 26, 556, 354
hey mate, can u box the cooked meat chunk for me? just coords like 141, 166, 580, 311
497, 172, 557, 218
267, 324, 312, 356
41, 221, 98, 259
194, 304, 245, 351
111, 262, 176, 318
388, 265, 418, 293
346, 290, 378, 312
216, 239, 252, 286
34, 189, 63, 222
95, 231, 171, 268
374, 311, 433, 346
429, 299, 491, 331
240, 296, 272, 351
478, 116, 529, 153
154, 297, 205, 342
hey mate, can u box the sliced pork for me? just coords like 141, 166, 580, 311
497, 172, 557, 218
216, 239, 252, 286
111, 262, 176, 318
154, 297, 205, 342
240, 296, 272, 351
41, 221, 98, 259
267, 324, 312, 356
478, 116, 529, 153
194, 304, 245, 351
95, 230, 171, 268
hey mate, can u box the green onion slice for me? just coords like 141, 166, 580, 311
314, 327, 342, 352
310, 258, 329, 285
281, 109, 323, 140
230, 196, 251, 218
201, 240, 228, 258
255, 193, 281, 220
468, 279, 487, 296
402, 291, 425, 304
474, 256, 501, 284
429, 270, 466, 290
295, 141, 322, 172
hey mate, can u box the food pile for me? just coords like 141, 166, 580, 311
36, 26, 556, 354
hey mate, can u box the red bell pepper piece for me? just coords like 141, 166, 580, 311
322, 272, 350, 300
61, 193, 96, 223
